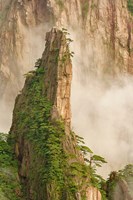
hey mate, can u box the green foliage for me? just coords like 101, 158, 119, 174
76, 135, 107, 167
91, 155, 107, 167
35, 58, 42, 68
13, 65, 84, 199
118, 164, 133, 178
0, 133, 22, 200
80, 145, 93, 155
12, 57, 107, 199
62, 28, 70, 35
76, 135, 85, 144
107, 165, 133, 199
127, 0, 133, 15
0, 133, 16, 168
76, 133, 107, 199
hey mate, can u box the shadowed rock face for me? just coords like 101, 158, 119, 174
108, 165, 133, 200
114, 179, 133, 200
114, 178, 133, 200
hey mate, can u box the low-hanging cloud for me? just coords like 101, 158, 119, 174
72, 75, 133, 177
0, 100, 12, 133
70, 30, 133, 177
0, 23, 133, 178
0, 24, 51, 133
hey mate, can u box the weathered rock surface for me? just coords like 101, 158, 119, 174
0, 0, 132, 108
42, 28, 72, 132
1, 0, 133, 199
86, 187, 101, 200
10, 28, 102, 200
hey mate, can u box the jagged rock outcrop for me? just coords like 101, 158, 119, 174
86, 187, 101, 200
1, 0, 133, 198
0, 0, 132, 111
41, 28, 72, 132
10, 28, 102, 200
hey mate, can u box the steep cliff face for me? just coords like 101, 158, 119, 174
0, 0, 52, 106
0, 0, 132, 113
0, 132, 24, 200
0, 0, 133, 197
10, 28, 102, 200
41, 29, 72, 132
82, 0, 133, 75
50, 0, 133, 75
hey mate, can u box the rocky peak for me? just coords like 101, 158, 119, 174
0, 0, 133, 126
41, 28, 72, 132
10, 28, 102, 200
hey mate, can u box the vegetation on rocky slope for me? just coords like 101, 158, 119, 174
0, 133, 23, 200
2, 27, 108, 199
107, 164, 133, 199
11, 63, 105, 199
128, 0, 133, 15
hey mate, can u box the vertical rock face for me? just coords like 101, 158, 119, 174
83, 0, 133, 75
41, 28, 72, 131
10, 28, 102, 200
1, 1, 133, 198
0, 0, 133, 134
0, 0, 53, 106
0, 0, 132, 106
86, 187, 101, 200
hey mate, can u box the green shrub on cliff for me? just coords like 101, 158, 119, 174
128, 0, 133, 15
76, 134, 107, 199
13, 66, 78, 199
12, 63, 108, 199
107, 164, 133, 199
0, 133, 22, 200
